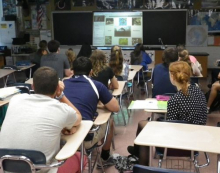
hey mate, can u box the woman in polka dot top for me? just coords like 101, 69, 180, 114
168, 61, 207, 125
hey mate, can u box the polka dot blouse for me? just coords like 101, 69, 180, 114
167, 85, 207, 125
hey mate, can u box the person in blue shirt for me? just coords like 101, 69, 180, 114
152, 47, 178, 97
130, 43, 152, 71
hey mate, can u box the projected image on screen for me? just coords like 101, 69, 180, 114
115, 26, 131, 37
93, 12, 143, 46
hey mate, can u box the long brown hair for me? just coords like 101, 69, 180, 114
179, 50, 191, 67
90, 50, 107, 77
169, 61, 191, 95
66, 49, 76, 69
109, 45, 123, 76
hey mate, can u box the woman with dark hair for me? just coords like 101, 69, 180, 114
130, 43, 152, 70
77, 44, 92, 58
109, 45, 129, 81
30, 40, 48, 74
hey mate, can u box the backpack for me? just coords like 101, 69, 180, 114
205, 90, 220, 111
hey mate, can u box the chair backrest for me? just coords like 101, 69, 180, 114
0, 148, 46, 173
133, 165, 191, 173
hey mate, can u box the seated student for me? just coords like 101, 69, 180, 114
63, 56, 120, 168
177, 45, 202, 76
207, 79, 220, 113
178, 49, 202, 77
127, 61, 207, 166
29, 40, 48, 75
109, 45, 129, 81
66, 48, 76, 70
77, 43, 92, 58
0, 67, 84, 173
41, 40, 72, 79
130, 43, 152, 71
152, 47, 178, 97
90, 49, 119, 89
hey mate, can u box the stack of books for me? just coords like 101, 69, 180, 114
0, 87, 20, 101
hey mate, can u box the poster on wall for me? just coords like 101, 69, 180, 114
72, 0, 94, 6
190, 12, 220, 33
31, 5, 47, 30
54, 0, 71, 10
2, 0, 16, 16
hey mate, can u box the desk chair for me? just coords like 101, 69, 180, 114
155, 120, 210, 172
143, 68, 154, 98
0, 149, 65, 173
133, 165, 192, 173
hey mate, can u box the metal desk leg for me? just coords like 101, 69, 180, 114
80, 143, 84, 173
29, 68, 32, 79
149, 146, 153, 166
4, 75, 9, 88
137, 72, 139, 85
217, 154, 220, 173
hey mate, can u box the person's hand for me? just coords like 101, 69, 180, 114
61, 126, 78, 135
56, 81, 65, 97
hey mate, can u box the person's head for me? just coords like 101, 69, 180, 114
38, 40, 48, 55
109, 45, 123, 76
176, 45, 185, 54
162, 47, 178, 67
134, 43, 145, 56
179, 50, 191, 67
33, 67, 59, 96
90, 50, 107, 77
66, 49, 76, 69
47, 40, 60, 53
169, 61, 191, 95
72, 56, 92, 76
77, 43, 92, 58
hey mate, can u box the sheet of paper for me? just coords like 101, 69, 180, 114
128, 100, 158, 109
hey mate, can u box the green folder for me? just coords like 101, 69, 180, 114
157, 101, 168, 109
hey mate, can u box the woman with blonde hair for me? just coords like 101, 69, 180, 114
90, 49, 118, 89
127, 61, 207, 166
109, 45, 129, 81
65, 48, 76, 69
177, 45, 202, 76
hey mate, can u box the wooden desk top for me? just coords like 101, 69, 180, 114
129, 65, 142, 72
55, 120, 93, 160
128, 70, 137, 81
0, 69, 15, 78
25, 78, 33, 84
17, 64, 35, 71
94, 108, 112, 126
134, 121, 220, 154
112, 81, 126, 96
0, 100, 9, 107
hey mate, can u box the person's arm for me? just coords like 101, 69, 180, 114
141, 52, 152, 70
110, 76, 119, 89
64, 69, 73, 77
56, 81, 82, 134
191, 63, 202, 76
104, 97, 119, 112
167, 97, 179, 121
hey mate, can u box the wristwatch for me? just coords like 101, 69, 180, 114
55, 92, 65, 100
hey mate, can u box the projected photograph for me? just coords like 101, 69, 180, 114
119, 38, 128, 45
115, 26, 131, 37
132, 38, 142, 45
94, 16, 105, 22
105, 36, 112, 45
72, 0, 94, 6
106, 18, 114, 25
132, 18, 141, 25
119, 18, 127, 26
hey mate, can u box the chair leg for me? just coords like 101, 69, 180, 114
88, 152, 92, 173
96, 148, 105, 173
119, 94, 126, 126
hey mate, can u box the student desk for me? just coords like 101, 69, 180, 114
134, 121, 220, 170
0, 100, 9, 107
56, 120, 93, 172
17, 64, 35, 79
0, 69, 15, 87
129, 65, 143, 72
95, 108, 112, 125
25, 78, 33, 84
